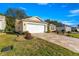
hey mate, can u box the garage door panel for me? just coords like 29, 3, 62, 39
26, 24, 44, 33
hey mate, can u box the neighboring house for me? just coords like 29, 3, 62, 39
49, 24, 56, 32
76, 27, 79, 32
15, 16, 47, 33
71, 27, 77, 32
0, 15, 6, 32
56, 25, 71, 32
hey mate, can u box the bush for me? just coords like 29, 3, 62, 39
0, 30, 4, 32
56, 31, 59, 34
61, 30, 65, 34
24, 31, 33, 40
67, 31, 71, 33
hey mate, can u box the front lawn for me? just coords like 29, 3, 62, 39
0, 33, 79, 56
67, 33, 79, 38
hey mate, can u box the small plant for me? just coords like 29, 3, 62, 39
56, 31, 59, 34
24, 31, 33, 40
67, 31, 71, 33
46, 23, 50, 33
0, 30, 3, 32
61, 30, 65, 34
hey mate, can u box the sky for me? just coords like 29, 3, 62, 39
0, 3, 79, 26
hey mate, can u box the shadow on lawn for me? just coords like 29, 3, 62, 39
5, 31, 22, 36
1, 45, 13, 52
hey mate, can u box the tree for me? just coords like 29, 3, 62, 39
45, 19, 63, 27
5, 16, 15, 32
0, 13, 4, 16
5, 8, 15, 17
45, 19, 64, 33
5, 8, 28, 19
77, 24, 79, 27
45, 19, 51, 24
15, 8, 28, 19
45, 19, 51, 32
5, 8, 29, 32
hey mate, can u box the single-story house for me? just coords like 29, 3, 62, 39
49, 24, 56, 32
0, 15, 6, 32
76, 27, 79, 32
15, 16, 48, 33
56, 25, 71, 32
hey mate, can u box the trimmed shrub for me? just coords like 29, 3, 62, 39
61, 30, 65, 34
67, 31, 71, 33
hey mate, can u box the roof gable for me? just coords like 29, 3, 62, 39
22, 16, 43, 23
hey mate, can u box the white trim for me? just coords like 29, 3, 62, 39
22, 21, 47, 33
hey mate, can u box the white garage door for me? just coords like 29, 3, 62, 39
26, 24, 45, 33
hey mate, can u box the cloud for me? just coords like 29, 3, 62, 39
61, 20, 75, 25
70, 9, 79, 14
19, 7, 26, 10
67, 14, 77, 17
37, 3, 56, 7
48, 4, 56, 7
37, 3, 48, 5
62, 21, 74, 25
61, 5, 67, 8
67, 9, 79, 17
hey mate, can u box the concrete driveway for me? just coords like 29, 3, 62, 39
32, 33, 79, 53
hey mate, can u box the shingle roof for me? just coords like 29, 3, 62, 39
22, 16, 43, 23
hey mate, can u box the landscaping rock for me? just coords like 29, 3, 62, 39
15, 35, 26, 41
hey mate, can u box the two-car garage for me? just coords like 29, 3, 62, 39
15, 16, 47, 33
23, 23, 47, 33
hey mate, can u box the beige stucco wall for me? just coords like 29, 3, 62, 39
49, 24, 56, 32
15, 19, 23, 32
22, 21, 28, 32
77, 28, 79, 32
15, 16, 48, 33
0, 15, 6, 31
15, 20, 48, 33
57, 26, 71, 32
65, 26, 71, 32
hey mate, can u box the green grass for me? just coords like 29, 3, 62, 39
67, 33, 79, 38
0, 33, 79, 56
